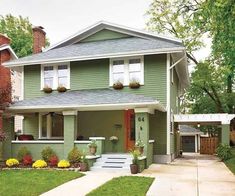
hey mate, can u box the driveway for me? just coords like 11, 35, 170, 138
142, 153, 235, 196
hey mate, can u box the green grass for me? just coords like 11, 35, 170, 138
224, 147, 235, 174
0, 169, 84, 196
87, 176, 154, 196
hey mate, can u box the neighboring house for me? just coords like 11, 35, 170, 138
0, 34, 18, 130
179, 125, 203, 153
2, 21, 189, 165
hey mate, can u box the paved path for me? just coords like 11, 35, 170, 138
142, 153, 235, 196
41, 171, 128, 196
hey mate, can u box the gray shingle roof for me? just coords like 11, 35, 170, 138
5, 37, 183, 66
10, 89, 161, 109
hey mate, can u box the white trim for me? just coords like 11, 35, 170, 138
134, 108, 155, 114
138, 156, 147, 160
166, 53, 171, 155
86, 155, 100, 159
195, 135, 198, 153
174, 113, 235, 125
3, 47, 185, 67
9, 101, 166, 112
12, 140, 64, 144
45, 21, 182, 51
62, 111, 78, 116
74, 140, 90, 144
169, 55, 186, 70
38, 113, 42, 138
0, 45, 18, 59
41, 62, 70, 90
149, 140, 155, 143
21, 66, 24, 100
89, 137, 105, 140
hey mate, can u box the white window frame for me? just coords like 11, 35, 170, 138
109, 56, 144, 86
38, 113, 64, 139
40, 62, 70, 90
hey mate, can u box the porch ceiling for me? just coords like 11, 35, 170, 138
7, 89, 166, 113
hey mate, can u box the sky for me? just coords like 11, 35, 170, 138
0, 0, 210, 70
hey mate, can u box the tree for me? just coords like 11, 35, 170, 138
147, 0, 235, 114
0, 14, 50, 58
0, 15, 33, 58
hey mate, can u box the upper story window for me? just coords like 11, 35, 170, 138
110, 56, 144, 86
41, 63, 70, 89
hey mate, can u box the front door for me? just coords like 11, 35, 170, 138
125, 110, 135, 151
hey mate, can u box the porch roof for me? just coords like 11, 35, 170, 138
8, 89, 166, 113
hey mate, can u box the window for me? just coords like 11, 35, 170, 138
39, 113, 64, 139
41, 63, 70, 89
110, 56, 144, 85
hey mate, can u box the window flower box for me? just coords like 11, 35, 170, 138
57, 85, 67, 93
113, 81, 123, 90
43, 86, 52, 93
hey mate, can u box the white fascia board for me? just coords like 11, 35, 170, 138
45, 21, 182, 51
8, 101, 166, 113
0, 45, 18, 59
3, 47, 185, 67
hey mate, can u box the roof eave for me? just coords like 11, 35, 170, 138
3, 47, 185, 67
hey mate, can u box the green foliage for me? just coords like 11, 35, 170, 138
130, 149, 140, 165
0, 170, 83, 196
88, 140, 97, 148
41, 146, 56, 162
67, 147, 81, 164
0, 14, 50, 57
216, 143, 232, 161
87, 176, 154, 196
17, 146, 31, 161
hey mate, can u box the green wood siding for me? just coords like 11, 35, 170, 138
77, 111, 125, 153
23, 115, 39, 139
81, 29, 131, 42
149, 111, 167, 155
70, 59, 109, 90
24, 54, 167, 106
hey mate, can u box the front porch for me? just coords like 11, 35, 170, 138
3, 89, 166, 167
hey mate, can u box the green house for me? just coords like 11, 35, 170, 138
3, 21, 189, 167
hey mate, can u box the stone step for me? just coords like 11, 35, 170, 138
96, 158, 132, 163
101, 154, 131, 159
90, 165, 130, 172
93, 162, 131, 167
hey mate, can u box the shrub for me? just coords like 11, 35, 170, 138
32, 160, 47, 168
67, 147, 81, 164
22, 155, 33, 166
216, 143, 232, 161
6, 158, 19, 167
17, 146, 31, 161
41, 146, 56, 162
49, 155, 59, 167
88, 140, 97, 148
58, 160, 70, 168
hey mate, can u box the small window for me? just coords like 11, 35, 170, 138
112, 60, 125, 83
110, 56, 144, 86
129, 58, 141, 82
41, 63, 70, 89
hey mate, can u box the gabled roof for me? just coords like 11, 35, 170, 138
8, 89, 166, 113
45, 21, 182, 51
0, 44, 18, 60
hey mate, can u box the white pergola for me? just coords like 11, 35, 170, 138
174, 113, 235, 144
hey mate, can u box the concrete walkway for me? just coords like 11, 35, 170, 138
142, 153, 235, 196
41, 171, 129, 196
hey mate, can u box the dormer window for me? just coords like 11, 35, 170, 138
110, 56, 144, 86
41, 63, 70, 90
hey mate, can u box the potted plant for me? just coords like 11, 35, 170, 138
129, 79, 140, 89
43, 85, 52, 93
79, 153, 88, 172
57, 85, 67, 93
113, 81, 124, 90
130, 149, 140, 174
135, 139, 145, 155
88, 140, 97, 155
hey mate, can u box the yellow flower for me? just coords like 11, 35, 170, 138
32, 160, 47, 168
58, 160, 70, 168
6, 158, 19, 167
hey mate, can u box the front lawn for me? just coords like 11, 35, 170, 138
87, 176, 154, 196
0, 169, 84, 196
224, 147, 235, 174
